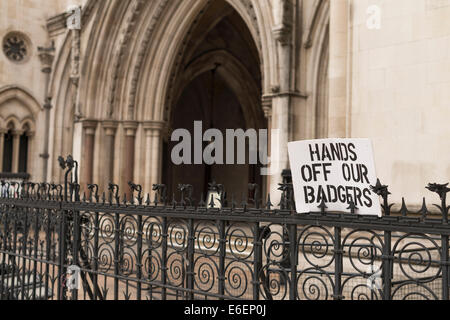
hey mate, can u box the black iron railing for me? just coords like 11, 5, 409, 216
0, 155, 449, 300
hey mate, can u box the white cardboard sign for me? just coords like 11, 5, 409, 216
287, 138, 381, 216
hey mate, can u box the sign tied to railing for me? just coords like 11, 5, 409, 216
288, 138, 382, 216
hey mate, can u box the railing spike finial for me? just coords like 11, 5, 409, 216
266, 194, 273, 210
318, 199, 328, 215
231, 193, 236, 210
153, 191, 158, 206
152, 184, 167, 206
400, 198, 408, 217
128, 182, 142, 205
107, 183, 120, 205
145, 193, 150, 206
123, 193, 127, 205
426, 183, 450, 223
88, 184, 99, 203
101, 191, 106, 204
248, 183, 260, 209
179, 184, 194, 207
172, 193, 177, 209
199, 192, 205, 208
219, 190, 227, 208
371, 179, 392, 216
209, 193, 215, 209
418, 197, 428, 221
346, 200, 358, 214
241, 192, 247, 212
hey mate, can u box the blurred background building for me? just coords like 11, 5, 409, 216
0, 0, 448, 209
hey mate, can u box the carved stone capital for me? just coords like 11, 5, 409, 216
11, 129, 25, 137
262, 96, 273, 119
82, 120, 97, 129
272, 25, 292, 46
273, 0, 294, 45
102, 120, 118, 136
38, 50, 55, 74
82, 120, 97, 136
123, 121, 138, 137
143, 121, 167, 132
26, 131, 36, 138
43, 97, 53, 110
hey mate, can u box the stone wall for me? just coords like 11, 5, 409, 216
341, 0, 450, 208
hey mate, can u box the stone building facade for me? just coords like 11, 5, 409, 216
0, 0, 448, 208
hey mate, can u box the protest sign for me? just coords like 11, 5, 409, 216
287, 138, 381, 216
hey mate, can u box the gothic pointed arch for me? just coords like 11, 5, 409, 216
0, 86, 39, 177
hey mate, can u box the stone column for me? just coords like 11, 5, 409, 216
82, 121, 97, 188
270, 0, 294, 206
143, 121, 166, 195
26, 131, 35, 175
38, 43, 55, 182
123, 121, 138, 199
0, 129, 6, 172
262, 97, 273, 196
102, 121, 118, 189
328, 0, 349, 137
12, 130, 24, 173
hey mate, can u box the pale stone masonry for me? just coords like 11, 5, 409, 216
0, 0, 448, 209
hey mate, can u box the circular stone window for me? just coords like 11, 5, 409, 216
2, 32, 31, 63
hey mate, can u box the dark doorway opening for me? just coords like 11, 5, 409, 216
165, 0, 265, 202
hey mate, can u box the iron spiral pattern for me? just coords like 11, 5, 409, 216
193, 221, 219, 296
224, 222, 254, 299
166, 219, 188, 289
391, 233, 441, 300
1, 174, 450, 300
259, 223, 290, 300
296, 226, 336, 300
340, 229, 384, 300
0, 204, 61, 300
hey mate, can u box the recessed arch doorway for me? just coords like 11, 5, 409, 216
164, 0, 266, 202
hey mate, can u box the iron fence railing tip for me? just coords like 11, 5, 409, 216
199, 192, 205, 208
172, 193, 176, 208
209, 194, 215, 209
265, 193, 273, 210
318, 199, 327, 215
400, 197, 408, 217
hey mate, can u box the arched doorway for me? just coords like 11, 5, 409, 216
164, 0, 265, 202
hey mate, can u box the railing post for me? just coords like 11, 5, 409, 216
9, 205, 19, 300
289, 224, 297, 300
0, 204, 10, 300
93, 212, 100, 300
32, 208, 40, 300
44, 208, 52, 300
186, 218, 195, 300
20, 206, 29, 300
136, 214, 143, 300
71, 209, 80, 300
333, 227, 343, 300
382, 230, 392, 300
57, 206, 67, 300
253, 222, 261, 300
218, 219, 226, 299
442, 235, 449, 300
113, 212, 120, 300
161, 217, 168, 300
